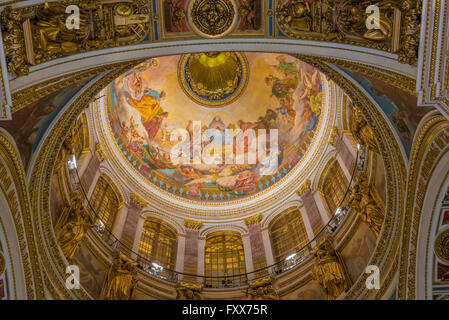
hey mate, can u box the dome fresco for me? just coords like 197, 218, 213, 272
107, 52, 323, 202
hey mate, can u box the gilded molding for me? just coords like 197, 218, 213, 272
398, 115, 449, 300
0, 134, 43, 299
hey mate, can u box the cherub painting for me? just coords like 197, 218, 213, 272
109, 53, 323, 201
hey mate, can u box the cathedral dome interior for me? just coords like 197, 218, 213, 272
0, 0, 448, 304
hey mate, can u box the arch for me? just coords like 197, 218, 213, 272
399, 114, 449, 299
200, 224, 248, 238
26, 51, 407, 300
12, 40, 415, 92
140, 210, 185, 236
0, 128, 42, 299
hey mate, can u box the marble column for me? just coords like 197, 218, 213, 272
242, 234, 254, 279
175, 235, 186, 274
80, 152, 101, 194
261, 228, 275, 266
119, 194, 145, 252
182, 220, 202, 283
335, 134, 356, 180
297, 180, 324, 237
244, 214, 268, 278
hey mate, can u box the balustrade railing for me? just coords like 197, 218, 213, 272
66, 144, 363, 288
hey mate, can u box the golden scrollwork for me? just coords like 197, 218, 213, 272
55, 193, 93, 261
100, 251, 138, 300
276, 0, 343, 41
348, 173, 384, 237
176, 282, 203, 300
397, 0, 421, 64
1, 1, 151, 76
434, 229, 449, 264
184, 219, 203, 230
247, 277, 279, 300
130, 192, 148, 208
351, 105, 379, 153
311, 237, 350, 300
296, 179, 311, 197
190, 0, 235, 36
337, 0, 398, 43
244, 213, 262, 226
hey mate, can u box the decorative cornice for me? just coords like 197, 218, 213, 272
184, 219, 202, 230
244, 213, 262, 226
296, 179, 311, 197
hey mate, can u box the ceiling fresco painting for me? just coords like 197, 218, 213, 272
108, 52, 323, 202
340, 68, 433, 157
0, 77, 92, 169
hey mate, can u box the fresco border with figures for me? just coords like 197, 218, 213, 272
106, 52, 324, 202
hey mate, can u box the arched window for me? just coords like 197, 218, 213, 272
323, 160, 349, 214
204, 231, 246, 287
137, 219, 177, 270
72, 113, 89, 160
90, 176, 119, 239
270, 208, 309, 262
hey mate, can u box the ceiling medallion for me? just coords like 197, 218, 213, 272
434, 229, 449, 263
178, 52, 248, 107
188, 0, 237, 38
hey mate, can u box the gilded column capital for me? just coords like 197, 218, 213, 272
296, 179, 311, 197
184, 219, 202, 230
244, 213, 262, 226
328, 126, 338, 145
130, 192, 147, 208
95, 142, 107, 162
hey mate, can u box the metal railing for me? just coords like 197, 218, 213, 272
66, 145, 363, 288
